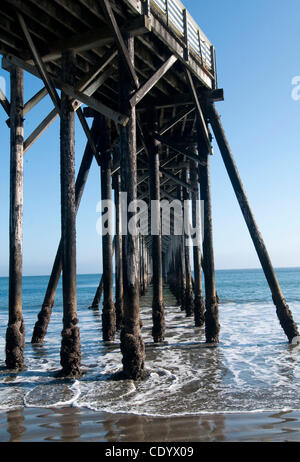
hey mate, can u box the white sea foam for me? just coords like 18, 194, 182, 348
1, 282, 300, 416
24, 380, 81, 409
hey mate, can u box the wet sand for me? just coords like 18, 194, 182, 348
1, 407, 300, 442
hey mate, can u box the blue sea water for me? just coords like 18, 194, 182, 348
0, 268, 300, 416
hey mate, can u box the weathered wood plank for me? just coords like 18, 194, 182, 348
61, 82, 129, 125
23, 87, 48, 115
130, 55, 177, 107
0, 87, 10, 115
24, 108, 58, 153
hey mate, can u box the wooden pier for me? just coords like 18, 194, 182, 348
0, 0, 298, 378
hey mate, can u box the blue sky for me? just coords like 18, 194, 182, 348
0, 0, 300, 276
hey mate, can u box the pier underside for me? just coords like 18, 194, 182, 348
0, 0, 298, 379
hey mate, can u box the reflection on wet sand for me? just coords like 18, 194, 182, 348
6, 409, 25, 442
8, 406, 294, 442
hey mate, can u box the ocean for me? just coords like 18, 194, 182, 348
1, 268, 300, 419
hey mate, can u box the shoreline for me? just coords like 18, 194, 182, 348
1, 406, 300, 442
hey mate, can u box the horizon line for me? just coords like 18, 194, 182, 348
0, 265, 300, 279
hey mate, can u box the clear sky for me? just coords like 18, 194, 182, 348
0, 0, 300, 276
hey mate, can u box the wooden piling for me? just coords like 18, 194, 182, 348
119, 35, 146, 380
90, 277, 104, 310
100, 117, 116, 342
190, 156, 205, 327
147, 111, 165, 343
59, 51, 81, 377
207, 102, 299, 342
32, 118, 100, 344
113, 171, 124, 329
176, 185, 186, 312
197, 127, 220, 343
6, 66, 25, 371
182, 168, 195, 318
139, 235, 145, 296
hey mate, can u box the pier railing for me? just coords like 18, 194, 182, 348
151, 0, 215, 74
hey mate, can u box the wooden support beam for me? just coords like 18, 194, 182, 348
23, 85, 106, 155
0, 87, 10, 115
113, 171, 124, 329
2, 55, 45, 80
31, 118, 101, 344
24, 108, 58, 153
159, 106, 195, 135
61, 82, 129, 126
197, 128, 220, 343
160, 190, 177, 202
182, 168, 194, 317
88, 107, 195, 177
23, 87, 48, 115
72, 67, 115, 111
201, 88, 224, 103
3, 53, 127, 127
100, 117, 116, 342
58, 51, 81, 377
75, 49, 118, 93
152, 132, 203, 165
17, 13, 61, 114
144, 93, 193, 109
119, 35, 145, 380
35, 16, 151, 63
185, 68, 212, 155
177, 185, 186, 312
90, 237, 116, 310
146, 109, 165, 343
160, 167, 195, 192
6, 66, 25, 371
130, 55, 177, 107
76, 108, 99, 160
101, 0, 139, 89
206, 102, 299, 343
190, 154, 205, 327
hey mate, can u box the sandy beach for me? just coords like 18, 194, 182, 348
1, 407, 300, 442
